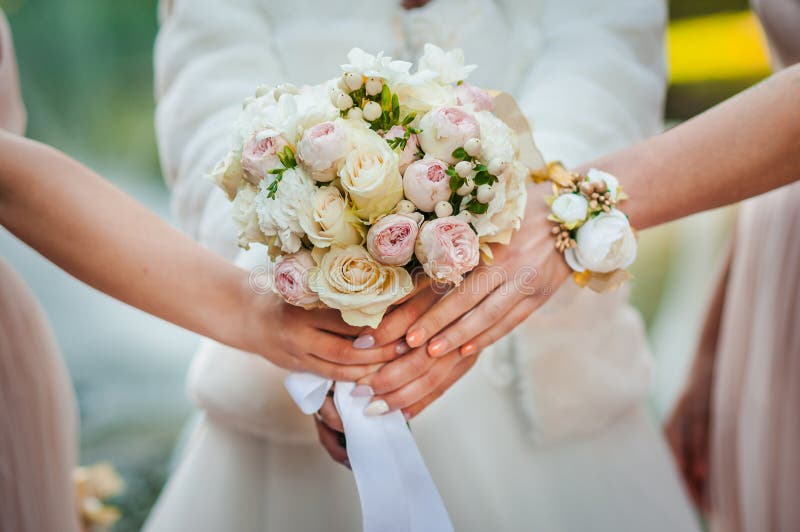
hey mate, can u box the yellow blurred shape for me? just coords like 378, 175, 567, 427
669, 11, 771, 83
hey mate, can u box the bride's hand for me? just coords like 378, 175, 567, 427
240, 291, 402, 382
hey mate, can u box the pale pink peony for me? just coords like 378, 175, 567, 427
366, 213, 422, 266
296, 121, 349, 182
417, 106, 480, 164
273, 250, 320, 308
455, 83, 494, 112
402, 157, 451, 212
415, 216, 480, 284
241, 130, 289, 185
383, 125, 421, 174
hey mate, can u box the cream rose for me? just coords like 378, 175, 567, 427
564, 210, 637, 273
241, 129, 289, 185
210, 150, 244, 200
273, 251, 320, 308
415, 217, 480, 284
551, 193, 589, 228
299, 186, 364, 248
338, 128, 403, 223
296, 120, 350, 182
417, 106, 480, 164
366, 213, 423, 266
254, 167, 316, 254
586, 168, 621, 201
402, 157, 452, 212
309, 245, 414, 327
383, 125, 422, 174
231, 183, 267, 248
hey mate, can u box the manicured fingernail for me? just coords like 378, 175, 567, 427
353, 334, 375, 349
428, 338, 448, 357
460, 343, 477, 357
351, 384, 374, 397
395, 341, 410, 355
364, 399, 389, 417
343, 459, 351, 470
403, 411, 412, 421
406, 328, 426, 347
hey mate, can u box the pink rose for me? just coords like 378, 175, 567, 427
296, 121, 350, 182
415, 216, 480, 284
417, 106, 480, 164
241, 129, 289, 185
366, 213, 422, 266
273, 251, 320, 308
383, 125, 421, 174
402, 157, 451, 212
455, 83, 494, 112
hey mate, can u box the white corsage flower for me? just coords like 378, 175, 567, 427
551, 193, 589, 228
564, 209, 637, 273
586, 168, 620, 201
417, 44, 477, 84
309, 245, 413, 327
340, 48, 412, 84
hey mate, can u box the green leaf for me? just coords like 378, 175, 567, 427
449, 174, 465, 191
380, 84, 392, 111
473, 171, 492, 186
401, 112, 417, 126
473, 164, 488, 173
451, 147, 468, 160
466, 199, 489, 214
445, 167, 458, 178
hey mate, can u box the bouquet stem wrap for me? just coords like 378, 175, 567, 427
285, 374, 454, 532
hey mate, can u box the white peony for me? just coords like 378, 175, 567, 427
475, 110, 518, 164
586, 168, 621, 200
296, 119, 351, 182
417, 43, 477, 84
564, 209, 637, 273
254, 167, 316, 254
338, 127, 404, 223
309, 245, 414, 327
299, 185, 364, 248
417, 106, 480, 164
471, 162, 527, 243
231, 183, 266, 248
551, 193, 589, 228
340, 48, 412, 84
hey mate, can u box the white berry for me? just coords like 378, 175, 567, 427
347, 107, 364, 121
344, 72, 363, 91
365, 77, 383, 96
455, 161, 473, 178
477, 184, 495, 203
488, 158, 507, 176
434, 201, 454, 218
395, 199, 416, 214
456, 179, 475, 196
457, 211, 473, 224
332, 89, 353, 110
464, 138, 482, 158
363, 101, 382, 121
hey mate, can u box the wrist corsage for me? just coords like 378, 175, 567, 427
544, 163, 636, 292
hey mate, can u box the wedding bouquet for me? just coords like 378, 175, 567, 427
210, 44, 544, 327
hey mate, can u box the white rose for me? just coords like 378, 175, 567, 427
338, 127, 404, 223
417, 44, 477, 84
551, 193, 589, 227
299, 186, 364, 248
254, 167, 316, 254
475, 110, 518, 164
309, 245, 414, 327
209, 150, 244, 200
564, 209, 637, 273
231, 183, 267, 248
586, 168, 620, 201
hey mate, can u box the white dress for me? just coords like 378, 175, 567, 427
146, 1, 701, 530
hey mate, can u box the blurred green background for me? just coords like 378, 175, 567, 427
0, 0, 770, 530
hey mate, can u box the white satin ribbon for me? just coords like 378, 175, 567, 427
285, 373, 453, 532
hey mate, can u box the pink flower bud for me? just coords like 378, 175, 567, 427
366, 213, 422, 266
241, 130, 289, 185
402, 157, 451, 212
415, 217, 479, 285
273, 251, 320, 307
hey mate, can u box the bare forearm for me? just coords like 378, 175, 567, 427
582, 64, 800, 229
0, 131, 251, 349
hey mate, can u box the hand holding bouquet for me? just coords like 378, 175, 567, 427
210, 44, 544, 328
